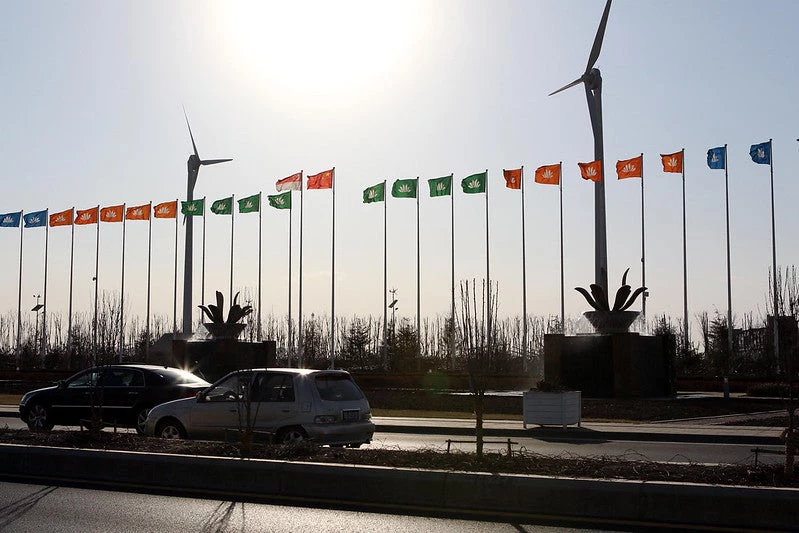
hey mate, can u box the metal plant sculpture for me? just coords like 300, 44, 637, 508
576, 268, 646, 333
199, 291, 252, 339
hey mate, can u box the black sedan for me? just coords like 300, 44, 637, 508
19, 365, 210, 434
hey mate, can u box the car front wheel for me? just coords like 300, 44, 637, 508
27, 404, 54, 431
155, 419, 186, 439
276, 426, 307, 444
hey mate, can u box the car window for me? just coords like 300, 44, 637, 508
66, 370, 100, 388
100, 369, 143, 387
205, 373, 250, 402
253, 373, 295, 402
314, 375, 364, 401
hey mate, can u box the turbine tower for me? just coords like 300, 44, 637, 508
182, 112, 232, 335
549, 0, 612, 291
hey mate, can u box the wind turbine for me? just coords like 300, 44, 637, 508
549, 0, 612, 292
182, 111, 232, 335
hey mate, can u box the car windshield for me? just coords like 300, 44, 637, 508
314, 374, 364, 401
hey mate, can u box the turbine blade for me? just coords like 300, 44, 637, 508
585, 0, 612, 73
548, 76, 584, 97
183, 106, 200, 159
200, 158, 233, 166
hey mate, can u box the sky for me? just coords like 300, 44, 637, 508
1, 0, 799, 342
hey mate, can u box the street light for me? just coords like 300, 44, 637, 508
31, 295, 43, 362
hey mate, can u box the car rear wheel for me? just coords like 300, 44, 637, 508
135, 407, 150, 435
156, 419, 186, 439
276, 426, 307, 444
27, 404, 54, 431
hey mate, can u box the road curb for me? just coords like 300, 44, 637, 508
0, 444, 796, 531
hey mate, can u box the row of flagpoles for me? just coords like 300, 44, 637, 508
0, 138, 780, 365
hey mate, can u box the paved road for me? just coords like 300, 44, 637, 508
0, 481, 625, 533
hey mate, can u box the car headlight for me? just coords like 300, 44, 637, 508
314, 415, 337, 424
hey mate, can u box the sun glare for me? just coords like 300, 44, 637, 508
221, 1, 424, 90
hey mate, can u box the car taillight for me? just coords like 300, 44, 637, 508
361, 410, 372, 421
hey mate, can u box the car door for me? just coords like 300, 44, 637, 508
49, 369, 100, 425
97, 368, 145, 426
249, 372, 299, 432
190, 372, 251, 439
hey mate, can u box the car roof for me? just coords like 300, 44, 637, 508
231, 368, 350, 376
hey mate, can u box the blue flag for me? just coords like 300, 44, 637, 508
707, 147, 725, 170
750, 141, 771, 165
23, 210, 47, 228
0, 212, 22, 228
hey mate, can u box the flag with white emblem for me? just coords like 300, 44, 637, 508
391, 178, 417, 198
238, 193, 260, 214
461, 172, 486, 194
0, 211, 22, 228
616, 155, 643, 179
749, 141, 771, 165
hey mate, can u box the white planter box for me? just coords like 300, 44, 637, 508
522, 391, 582, 429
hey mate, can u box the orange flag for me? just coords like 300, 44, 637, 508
534, 164, 560, 185
49, 208, 73, 227
616, 155, 643, 179
578, 160, 602, 182
503, 168, 522, 190
126, 204, 151, 221
307, 169, 334, 190
75, 207, 99, 225
154, 201, 177, 219
660, 151, 683, 173
100, 204, 124, 223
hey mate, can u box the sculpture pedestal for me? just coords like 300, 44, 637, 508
544, 333, 675, 398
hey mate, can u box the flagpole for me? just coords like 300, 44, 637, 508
68, 209, 74, 358
42, 209, 49, 362
416, 175, 421, 361
640, 154, 647, 320
331, 168, 336, 369
450, 173, 455, 368
681, 148, 689, 351
559, 162, 565, 330
485, 169, 491, 354
383, 180, 387, 370
16, 210, 23, 367
93, 205, 100, 364
520, 166, 528, 364
724, 144, 733, 355
288, 198, 293, 366
258, 192, 263, 342
769, 139, 779, 367
173, 199, 178, 336
119, 204, 126, 362
145, 202, 152, 362
201, 196, 207, 327
298, 173, 304, 367
230, 194, 235, 305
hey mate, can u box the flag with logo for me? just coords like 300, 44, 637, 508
126, 204, 150, 221
268, 192, 292, 209
23, 210, 47, 228
534, 164, 560, 185
276, 172, 302, 191
391, 178, 417, 198
428, 176, 452, 197
503, 168, 522, 190
50, 208, 73, 227
307, 169, 333, 190
363, 183, 385, 203
0, 212, 22, 228
461, 172, 486, 194
238, 193, 260, 213
750, 141, 771, 165
75, 207, 99, 225
100, 204, 124, 223
707, 147, 725, 170
181, 199, 204, 216
154, 201, 177, 219
578, 160, 602, 182
616, 155, 643, 179
211, 197, 233, 215
660, 151, 683, 173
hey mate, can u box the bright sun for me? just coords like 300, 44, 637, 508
220, 1, 425, 88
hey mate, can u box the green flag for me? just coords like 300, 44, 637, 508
391, 178, 417, 199
461, 172, 487, 194
363, 182, 385, 203
238, 193, 260, 214
181, 199, 204, 216
428, 176, 452, 197
267, 191, 292, 210
211, 196, 233, 215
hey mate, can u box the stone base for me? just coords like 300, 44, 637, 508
544, 333, 675, 398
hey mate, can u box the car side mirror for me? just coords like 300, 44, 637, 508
56, 380, 65, 389
196, 391, 205, 402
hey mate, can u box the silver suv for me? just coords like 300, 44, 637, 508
144, 368, 374, 447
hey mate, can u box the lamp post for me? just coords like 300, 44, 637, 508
31, 295, 43, 363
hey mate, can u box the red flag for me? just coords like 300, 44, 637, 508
616, 155, 643, 179
503, 168, 522, 190
126, 204, 151, 221
49, 208, 73, 227
75, 207, 99, 225
307, 169, 333, 190
276, 172, 302, 191
534, 164, 560, 185
154, 201, 177, 219
100, 204, 124, 222
578, 160, 602, 182
660, 151, 683, 173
